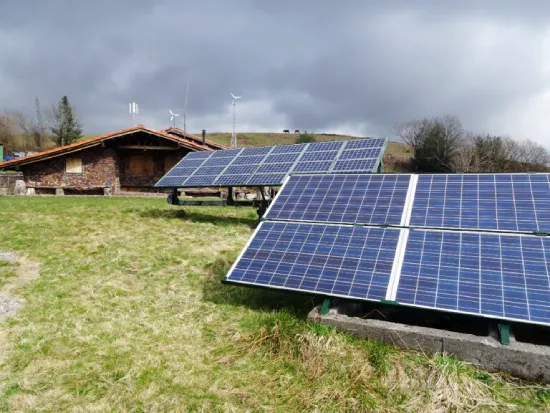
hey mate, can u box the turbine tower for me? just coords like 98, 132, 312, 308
169, 109, 180, 128
129, 102, 139, 126
230, 93, 241, 148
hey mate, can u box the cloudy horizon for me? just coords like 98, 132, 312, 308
2, 1, 550, 144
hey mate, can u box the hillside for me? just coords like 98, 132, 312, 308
203, 132, 413, 173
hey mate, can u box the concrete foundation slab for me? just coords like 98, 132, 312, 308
55, 188, 64, 196
308, 306, 550, 382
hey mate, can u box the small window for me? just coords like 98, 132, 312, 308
66, 158, 82, 173
129, 155, 154, 175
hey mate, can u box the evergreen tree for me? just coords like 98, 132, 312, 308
50, 96, 83, 146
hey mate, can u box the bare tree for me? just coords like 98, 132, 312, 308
394, 118, 430, 152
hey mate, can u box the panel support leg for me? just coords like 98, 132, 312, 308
498, 323, 510, 345
227, 187, 235, 206
167, 188, 179, 205
320, 298, 331, 315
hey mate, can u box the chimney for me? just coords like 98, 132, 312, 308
202, 129, 206, 146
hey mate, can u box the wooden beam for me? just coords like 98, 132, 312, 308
118, 145, 179, 151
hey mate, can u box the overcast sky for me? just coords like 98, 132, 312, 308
2, 1, 550, 145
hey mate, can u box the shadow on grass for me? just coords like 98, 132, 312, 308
201, 252, 321, 318
138, 208, 258, 228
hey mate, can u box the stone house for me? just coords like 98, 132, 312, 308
0, 125, 224, 195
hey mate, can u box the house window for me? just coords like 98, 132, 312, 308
66, 158, 82, 173
129, 155, 154, 175
164, 154, 179, 173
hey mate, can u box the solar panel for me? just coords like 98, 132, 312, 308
308, 141, 345, 152
332, 159, 379, 172
272, 144, 304, 154
214, 175, 251, 186
264, 153, 301, 163
292, 161, 333, 173
257, 163, 295, 173
265, 174, 411, 225
226, 221, 401, 301
395, 229, 550, 326
409, 174, 550, 233
210, 148, 242, 158
225, 164, 259, 175
183, 175, 218, 186
246, 174, 288, 185
190, 166, 226, 176
300, 151, 339, 162
202, 157, 234, 167
340, 148, 382, 160
344, 138, 387, 149
155, 137, 388, 188
156, 175, 189, 187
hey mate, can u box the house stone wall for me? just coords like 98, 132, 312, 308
22, 146, 119, 191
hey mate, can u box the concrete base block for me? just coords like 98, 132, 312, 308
103, 187, 112, 196
55, 188, 64, 196
25, 188, 36, 196
0, 188, 8, 196
308, 306, 550, 382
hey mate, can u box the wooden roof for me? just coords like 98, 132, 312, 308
0, 125, 217, 169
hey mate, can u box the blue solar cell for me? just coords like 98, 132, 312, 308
182, 151, 213, 160
170, 159, 205, 168
215, 175, 251, 186
264, 153, 301, 164
344, 138, 387, 150
307, 141, 345, 152
231, 155, 265, 165
409, 174, 550, 233
155, 176, 187, 187
291, 161, 333, 173
239, 146, 273, 156
332, 159, 379, 172
246, 174, 287, 185
271, 144, 305, 154
265, 174, 410, 225
210, 148, 242, 158
227, 222, 400, 301
183, 175, 218, 186
257, 163, 295, 173
339, 148, 380, 160
225, 164, 259, 175
166, 167, 197, 176
299, 151, 339, 162
395, 229, 550, 325
202, 157, 234, 167
190, 166, 226, 176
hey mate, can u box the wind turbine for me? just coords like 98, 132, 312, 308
169, 109, 180, 128
230, 93, 241, 148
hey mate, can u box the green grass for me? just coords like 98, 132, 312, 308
0, 197, 546, 411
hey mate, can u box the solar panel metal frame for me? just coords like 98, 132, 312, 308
155, 137, 389, 188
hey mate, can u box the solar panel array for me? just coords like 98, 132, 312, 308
155, 138, 388, 188
226, 173, 550, 327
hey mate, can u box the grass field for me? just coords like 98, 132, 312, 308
0, 197, 548, 412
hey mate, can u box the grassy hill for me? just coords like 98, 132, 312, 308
203, 132, 413, 173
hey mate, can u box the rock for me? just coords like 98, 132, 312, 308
14, 180, 26, 196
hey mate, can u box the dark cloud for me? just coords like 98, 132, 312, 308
1, 1, 550, 144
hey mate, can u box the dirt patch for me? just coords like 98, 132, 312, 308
0, 253, 40, 317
